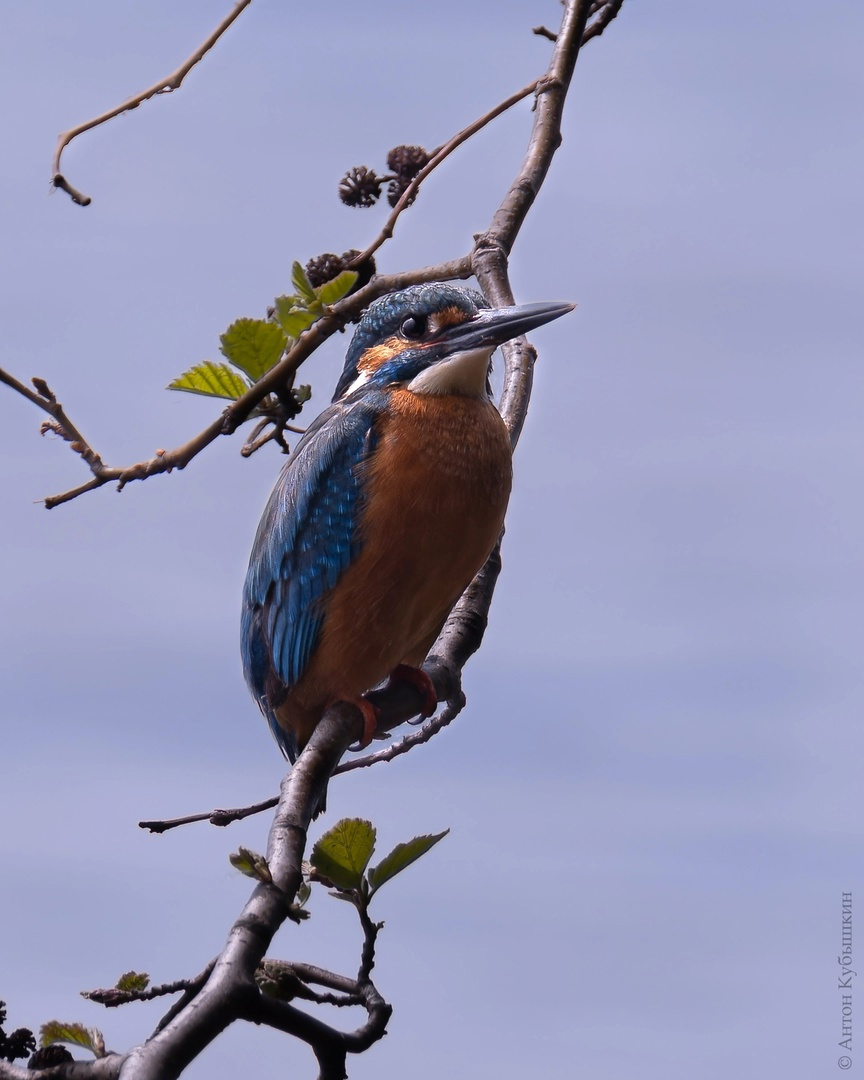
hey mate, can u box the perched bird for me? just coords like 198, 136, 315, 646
241, 282, 573, 761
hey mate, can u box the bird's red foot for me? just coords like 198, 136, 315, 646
355, 697, 381, 748
386, 664, 438, 718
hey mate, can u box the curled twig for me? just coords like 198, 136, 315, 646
52, 0, 254, 205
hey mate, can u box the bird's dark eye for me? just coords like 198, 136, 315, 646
400, 314, 428, 340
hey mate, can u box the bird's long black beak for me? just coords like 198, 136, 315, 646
438, 300, 575, 355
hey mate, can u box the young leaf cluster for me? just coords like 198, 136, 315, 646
39, 1019, 106, 1058
114, 971, 150, 993
167, 262, 357, 404
228, 845, 273, 884
228, 846, 311, 922
308, 818, 448, 911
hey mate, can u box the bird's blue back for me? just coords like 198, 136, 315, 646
240, 389, 384, 758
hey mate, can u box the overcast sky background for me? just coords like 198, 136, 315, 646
2, 2, 863, 1077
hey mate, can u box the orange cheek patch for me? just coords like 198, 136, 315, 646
357, 337, 405, 374
357, 335, 432, 374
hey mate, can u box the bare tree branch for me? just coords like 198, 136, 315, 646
4, 3, 628, 1076
0, 259, 473, 508
114, 704, 366, 1080
0, 1058, 123, 1080
51, 0, 254, 206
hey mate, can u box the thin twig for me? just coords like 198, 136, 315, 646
138, 795, 279, 834
84, 963, 217, 1010
287, 986, 362, 1010
52, 0, 254, 205
0, 261, 471, 509
350, 79, 540, 267
257, 961, 363, 1007
139, 654, 464, 833
0, 371, 105, 472
141, 537, 500, 832
583, 0, 626, 43
356, 909, 382, 985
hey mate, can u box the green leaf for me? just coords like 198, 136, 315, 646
115, 971, 149, 992
167, 361, 251, 400
367, 830, 449, 896
272, 295, 295, 328
310, 818, 376, 892
275, 304, 319, 340
40, 1022, 105, 1058
219, 318, 287, 380
291, 261, 317, 302
316, 270, 358, 306
229, 846, 272, 883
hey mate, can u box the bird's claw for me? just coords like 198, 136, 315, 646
355, 697, 381, 748
387, 664, 438, 718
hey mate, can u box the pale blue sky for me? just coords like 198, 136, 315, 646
2, 2, 863, 1077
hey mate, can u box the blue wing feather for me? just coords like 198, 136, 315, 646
240, 392, 382, 757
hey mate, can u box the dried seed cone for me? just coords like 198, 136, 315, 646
338, 166, 381, 208
28, 1045, 74, 1070
386, 144, 430, 179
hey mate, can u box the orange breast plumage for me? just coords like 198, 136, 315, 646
274, 388, 512, 750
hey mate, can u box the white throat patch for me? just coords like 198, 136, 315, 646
407, 347, 493, 397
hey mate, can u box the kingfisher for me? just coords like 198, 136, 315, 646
241, 282, 573, 762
